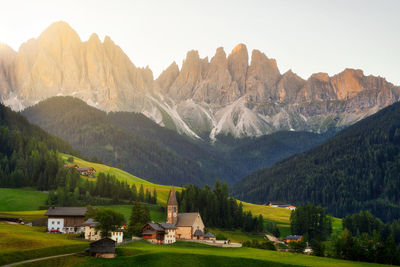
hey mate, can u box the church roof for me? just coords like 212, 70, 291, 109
176, 212, 200, 227
167, 186, 178, 206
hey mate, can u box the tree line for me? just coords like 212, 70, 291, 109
46, 171, 158, 207
289, 205, 400, 265
176, 181, 264, 232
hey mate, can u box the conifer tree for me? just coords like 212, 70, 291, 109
139, 184, 144, 202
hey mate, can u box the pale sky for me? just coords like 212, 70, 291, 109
1, 0, 399, 84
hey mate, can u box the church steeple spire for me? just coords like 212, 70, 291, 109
167, 186, 178, 225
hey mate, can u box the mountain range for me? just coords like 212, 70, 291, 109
1, 21, 399, 140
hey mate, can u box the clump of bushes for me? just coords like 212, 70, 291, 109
242, 240, 276, 250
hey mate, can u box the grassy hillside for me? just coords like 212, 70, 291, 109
0, 222, 87, 265
60, 153, 178, 205
0, 188, 47, 211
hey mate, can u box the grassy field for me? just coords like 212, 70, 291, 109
61, 153, 180, 205
207, 228, 266, 243
0, 210, 46, 222
24, 241, 391, 267
0, 188, 47, 211
95, 204, 166, 222
0, 222, 88, 265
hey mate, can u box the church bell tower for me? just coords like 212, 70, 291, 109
167, 186, 178, 225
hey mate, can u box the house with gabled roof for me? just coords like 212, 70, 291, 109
45, 206, 86, 233
142, 222, 177, 244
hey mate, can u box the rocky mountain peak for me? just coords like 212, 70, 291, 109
246, 49, 281, 101
228, 43, 248, 94
156, 61, 180, 92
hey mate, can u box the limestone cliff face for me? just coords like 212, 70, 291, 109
0, 21, 399, 139
0, 43, 16, 97
9, 21, 153, 111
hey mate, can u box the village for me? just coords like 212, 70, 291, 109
40, 184, 299, 258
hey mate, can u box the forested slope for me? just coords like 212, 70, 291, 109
23, 96, 208, 186
233, 102, 400, 222
0, 103, 80, 188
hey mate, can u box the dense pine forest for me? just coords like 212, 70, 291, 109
0, 103, 80, 187
232, 102, 400, 222
23, 96, 209, 186
176, 182, 264, 232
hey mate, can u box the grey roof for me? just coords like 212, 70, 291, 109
176, 212, 200, 227
90, 237, 116, 246
142, 230, 155, 235
82, 218, 99, 227
158, 222, 177, 229
193, 229, 204, 236
167, 186, 178, 206
204, 232, 216, 238
147, 223, 165, 232
45, 207, 87, 217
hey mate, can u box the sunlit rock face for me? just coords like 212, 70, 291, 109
0, 21, 399, 140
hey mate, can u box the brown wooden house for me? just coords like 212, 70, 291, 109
89, 237, 116, 258
76, 167, 96, 177
142, 222, 177, 244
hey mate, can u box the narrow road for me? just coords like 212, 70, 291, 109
1, 253, 77, 267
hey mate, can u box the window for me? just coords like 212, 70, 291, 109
173, 207, 176, 212
57, 221, 60, 225
52, 221, 55, 225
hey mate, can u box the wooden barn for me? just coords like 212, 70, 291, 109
89, 237, 116, 258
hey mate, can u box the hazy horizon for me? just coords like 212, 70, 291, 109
1, 0, 399, 84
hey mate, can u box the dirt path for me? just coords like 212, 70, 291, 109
1, 253, 77, 267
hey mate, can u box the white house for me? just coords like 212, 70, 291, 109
82, 218, 101, 241
111, 229, 124, 243
45, 207, 86, 234
82, 218, 124, 243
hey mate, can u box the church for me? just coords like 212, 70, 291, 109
167, 186, 205, 240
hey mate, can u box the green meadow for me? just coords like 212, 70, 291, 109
19, 241, 391, 267
0, 222, 87, 266
0, 188, 48, 211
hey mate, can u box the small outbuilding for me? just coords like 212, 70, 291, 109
89, 237, 116, 258
204, 232, 216, 241
193, 229, 204, 240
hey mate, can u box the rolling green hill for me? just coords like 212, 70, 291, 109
233, 102, 400, 222
0, 188, 48, 211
